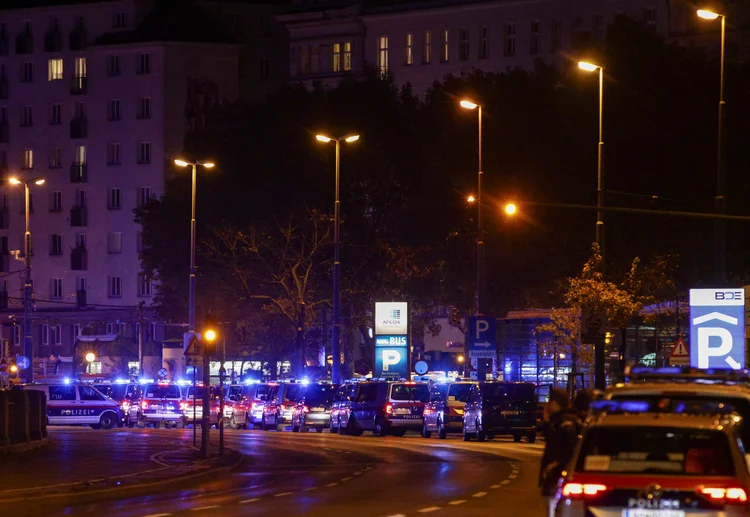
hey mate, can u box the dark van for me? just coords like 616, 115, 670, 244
462, 381, 537, 442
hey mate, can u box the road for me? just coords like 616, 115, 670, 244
11, 427, 546, 517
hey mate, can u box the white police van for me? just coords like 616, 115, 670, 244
23, 382, 123, 429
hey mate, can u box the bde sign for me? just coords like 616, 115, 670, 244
690, 288, 745, 370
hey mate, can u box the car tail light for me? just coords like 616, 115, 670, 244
180, 402, 188, 411
251, 402, 259, 411
700, 487, 748, 503
562, 483, 609, 498
141, 401, 148, 410
385, 404, 393, 415
302, 405, 309, 413
122, 401, 130, 411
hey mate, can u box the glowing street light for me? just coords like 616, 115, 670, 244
315, 133, 360, 385
697, 9, 720, 20
466, 195, 476, 203
204, 329, 217, 342
85, 352, 95, 363
504, 203, 517, 216
459, 100, 479, 110
577, 61, 600, 72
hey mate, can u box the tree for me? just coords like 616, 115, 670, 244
535, 308, 586, 387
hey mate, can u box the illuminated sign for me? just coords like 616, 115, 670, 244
690, 288, 745, 370
375, 336, 408, 347
374, 302, 409, 379
374, 347, 408, 379
375, 302, 408, 335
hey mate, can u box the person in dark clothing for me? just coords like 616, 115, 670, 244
539, 388, 582, 517
573, 388, 594, 421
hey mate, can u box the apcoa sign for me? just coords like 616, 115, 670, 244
375, 302, 409, 335
690, 288, 745, 370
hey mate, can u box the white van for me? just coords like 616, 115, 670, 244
23, 383, 124, 429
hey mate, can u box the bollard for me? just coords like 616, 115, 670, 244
0, 391, 9, 447
40, 393, 47, 439
27, 390, 43, 441
7, 389, 30, 444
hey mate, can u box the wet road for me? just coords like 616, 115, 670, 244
13, 427, 546, 516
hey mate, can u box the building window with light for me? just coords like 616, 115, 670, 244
530, 20, 540, 55
422, 31, 432, 64
343, 42, 352, 71
504, 23, 516, 57
441, 30, 449, 63
332, 43, 341, 72
377, 36, 389, 75
22, 149, 33, 169
47, 58, 63, 81
458, 28, 469, 61
74, 57, 86, 78
479, 27, 489, 59
404, 33, 414, 65
138, 273, 152, 297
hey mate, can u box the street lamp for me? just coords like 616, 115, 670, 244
315, 133, 359, 385
466, 195, 476, 204
8, 176, 44, 383
85, 352, 95, 373
460, 98, 487, 378
696, 8, 727, 283
173, 159, 215, 335
504, 203, 517, 216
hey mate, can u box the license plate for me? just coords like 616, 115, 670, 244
393, 408, 411, 415
310, 407, 325, 412
624, 511, 685, 517
502, 410, 519, 415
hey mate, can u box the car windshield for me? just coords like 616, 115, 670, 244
93, 384, 114, 398
284, 384, 302, 402
481, 383, 535, 402
186, 386, 220, 400
448, 383, 472, 402
576, 426, 735, 476
304, 384, 336, 405
391, 384, 430, 402
144, 384, 181, 399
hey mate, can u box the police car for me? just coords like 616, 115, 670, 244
138, 381, 185, 428
556, 400, 750, 517
23, 382, 123, 429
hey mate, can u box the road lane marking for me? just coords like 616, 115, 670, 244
341, 477, 352, 482
239, 498, 259, 504
274, 492, 293, 497
303, 487, 318, 491
190, 506, 220, 512
418, 507, 441, 513
449, 500, 467, 505
500, 480, 511, 485
509, 474, 518, 479
511, 464, 519, 469
326, 482, 339, 487
386, 514, 406, 517
490, 484, 502, 489
142, 514, 171, 517
473, 492, 487, 498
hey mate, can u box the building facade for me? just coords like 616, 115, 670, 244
0, 0, 239, 378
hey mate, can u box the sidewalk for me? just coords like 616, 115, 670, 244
0, 427, 241, 502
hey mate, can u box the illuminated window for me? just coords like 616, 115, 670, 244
74, 57, 86, 78
22, 149, 33, 169
377, 36, 389, 75
47, 58, 63, 81
441, 30, 449, 62
404, 33, 414, 65
332, 43, 341, 72
75, 145, 86, 164
343, 42, 352, 71
422, 31, 432, 64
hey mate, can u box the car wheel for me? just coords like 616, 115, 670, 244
421, 420, 432, 439
463, 423, 472, 441
527, 433, 537, 444
338, 417, 346, 435
438, 419, 447, 440
262, 416, 269, 431
476, 420, 486, 442
137, 420, 146, 429
513, 433, 522, 442
347, 417, 363, 436
486, 433, 495, 441
315, 427, 323, 433
228, 416, 240, 430
373, 418, 387, 437
99, 412, 117, 430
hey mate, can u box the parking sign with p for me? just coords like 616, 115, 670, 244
690, 288, 745, 370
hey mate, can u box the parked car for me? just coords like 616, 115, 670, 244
556, 406, 750, 516
330, 381, 359, 434
346, 381, 430, 437
261, 382, 304, 431
23, 382, 123, 429
291, 383, 337, 433
138, 381, 184, 428
422, 381, 474, 438
462, 381, 537, 442
183, 384, 230, 427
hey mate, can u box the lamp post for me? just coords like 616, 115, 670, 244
460, 99, 487, 379
8, 176, 44, 383
173, 159, 215, 335
315, 133, 359, 385
697, 8, 727, 284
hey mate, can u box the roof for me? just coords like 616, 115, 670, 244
96, 2, 235, 46
592, 412, 737, 430
607, 382, 750, 400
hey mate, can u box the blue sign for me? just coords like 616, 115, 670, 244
374, 346, 409, 380
16, 355, 30, 370
468, 317, 497, 359
375, 335, 408, 347
157, 368, 168, 378
690, 288, 745, 370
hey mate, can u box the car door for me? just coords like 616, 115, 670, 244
424, 384, 444, 431
47, 385, 77, 424
265, 385, 280, 421
352, 384, 374, 428
78, 385, 109, 424
464, 384, 481, 431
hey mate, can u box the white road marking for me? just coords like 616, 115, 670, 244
510, 464, 519, 469
239, 498, 259, 504
500, 480, 511, 485
490, 484, 502, 489
274, 492, 293, 497
326, 482, 339, 487
386, 514, 406, 517
303, 487, 318, 491
341, 477, 352, 482
449, 500, 467, 505
509, 474, 518, 479
353, 471, 362, 475
418, 507, 441, 513
190, 506, 220, 512
473, 492, 487, 498
142, 514, 172, 517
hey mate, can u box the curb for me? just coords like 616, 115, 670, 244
0, 449, 244, 505
0, 438, 49, 455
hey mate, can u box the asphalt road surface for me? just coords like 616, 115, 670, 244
14, 427, 546, 517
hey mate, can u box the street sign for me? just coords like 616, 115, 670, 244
16, 355, 30, 370
374, 302, 409, 380
374, 347, 409, 379
668, 337, 690, 366
581, 307, 606, 335
414, 360, 428, 375
468, 317, 497, 359
157, 368, 168, 378
690, 288, 745, 370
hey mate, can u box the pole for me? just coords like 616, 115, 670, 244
593, 66, 606, 392
201, 349, 210, 459
475, 106, 487, 382
219, 336, 225, 457
23, 182, 32, 383
137, 302, 144, 377
331, 139, 341, 384
189, 163, 197, 333
714, 14, 727, 285
192, 365, 196, 447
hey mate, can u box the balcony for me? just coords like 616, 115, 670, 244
70, 205, 87, 227
71, 247, 87, 271
76, 289, 86, 308
15, 33, 33, 54
70, 75, 87, 95
0, 122, 8, 143
0, 207, 8, 230
0, 77, 8, 99
69, 28, 87, 51
70, 163, 87, 183
69, 117, 87, 139
44, 30, 62, 52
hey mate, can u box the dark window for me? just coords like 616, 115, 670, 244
79, 385, 105, 401
390, 383, 429, 402
447, 383, 472, 402
430, 384, 448, 402
49, 385, 76, 401
302, 384, 336, 406
283, 384, 301, 402
144, 384, 181, 399
356, 384, 379, 403
481, 383, 535, 402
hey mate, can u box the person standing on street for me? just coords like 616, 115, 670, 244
539, 388, 581, 517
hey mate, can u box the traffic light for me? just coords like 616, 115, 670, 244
203, 312, 218, 355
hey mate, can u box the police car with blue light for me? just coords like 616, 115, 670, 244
22, 381, 123, 429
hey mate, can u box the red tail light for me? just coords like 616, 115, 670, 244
385, 404, 393, 415
700, 487, 748, 503
562, 483, 608, 498
302, 405, 309, 413
122, 401, 130, 411
179, 402, 188, 411
141, 401, 148, 410
251, 402, 259, 411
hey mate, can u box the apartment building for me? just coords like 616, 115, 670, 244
0, 0, 239, 378
280, 0, 746, 95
